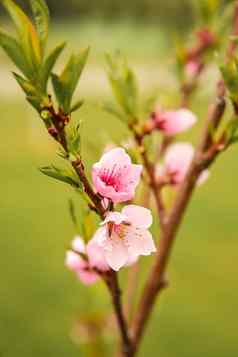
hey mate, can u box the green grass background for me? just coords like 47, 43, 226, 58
0, 22, 238, 357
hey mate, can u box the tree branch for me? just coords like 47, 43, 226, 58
104, 271, 134, 357
130, 83, 226, 354
130, 125, 167, 228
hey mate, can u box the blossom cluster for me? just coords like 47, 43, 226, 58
66, 108, 209, 284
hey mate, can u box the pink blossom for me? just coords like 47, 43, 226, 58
92, 148, 142, 203
158, 142, 209, 186
93, 205, 156, 271
153, 108, 197, 136
65, 236, 109, 285
185, 60, 202, 78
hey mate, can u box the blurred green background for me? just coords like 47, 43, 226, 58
0, 1, 238, 356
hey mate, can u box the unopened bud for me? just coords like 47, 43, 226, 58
41, 109, 51, 121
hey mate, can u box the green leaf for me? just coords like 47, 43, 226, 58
39, 165, 81, 188
196, 0, 219, 23
29, 0, 50, 53
102, 101, 127, 123
66, 118, 81, 157
0, 29, 31, 77
68, 198, 78, 230
226, 118, 238, 144
2, 0, 41, 77
70, 99, 84, 114
41, 41, 66, 91
51, 47, 89, 113
106, 52, 138, 118
13, 72, 45, 111
220, 60, 238, 101
142, 92, 158, 117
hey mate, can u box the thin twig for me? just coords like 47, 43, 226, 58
104, 271, 133, 357
130, 83, 226, 354
131, 125, 166, 228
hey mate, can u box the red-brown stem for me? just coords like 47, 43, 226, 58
45, 106, 133, 355
131, 127, 166, 228
130, 84, 226, 354
71, 159, 105, 218
104, 271, 133, 357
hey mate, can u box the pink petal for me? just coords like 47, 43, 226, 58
120, 164, 142, 190
164, 143, 194, 184
77, 270, 99, 285
185, 61, 200, 77
92, 169, 117, 197
65, 251, 86, 272
104, 236, 129, 271
125, 227, 156, 258
87, 238, 109, 272
102, 211, 128, 226
93, 226, 108, 246
122, 205, 153, 229
71, 236, 86, 254
158, 109, 197, 136
99, 147, 131, 168
126, 254, 138, 267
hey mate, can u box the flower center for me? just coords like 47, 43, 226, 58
107, 221, 130, 239
100, 164, 127, 191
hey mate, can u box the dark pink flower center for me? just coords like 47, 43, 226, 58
99, 164, 128, 191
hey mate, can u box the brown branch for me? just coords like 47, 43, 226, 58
130, 84, 226, 354
72, 159, 105, 218
131, 125, 167, 227
104, 271, 134, 357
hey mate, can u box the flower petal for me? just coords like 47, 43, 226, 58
102, 211, 128, 226
99, 147, 131, 168
104, 236, 129, 271
164, 142, 194, 184
93, 226, 108, 246
87, 237, 109, 272
77, 270, 99, 285
157, 109, 197, 136
125, 227, 156, 257
65, 251, 86, 272
122, 205, 153, 229
71, 236, 86, 254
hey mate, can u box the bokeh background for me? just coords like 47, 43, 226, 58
0, 0, 238, 356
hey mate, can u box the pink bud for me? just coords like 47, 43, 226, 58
65, 235, 109, 285
185, 60, 202, 78
158, 142, 209, 186
153, 108, 197, 136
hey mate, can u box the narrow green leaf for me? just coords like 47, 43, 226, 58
0, 29, 30, 77
106, 52, 138, 117
51, 72, 64, 107
102, 101, 127, 123
13, 72, 38, 95
26, 95, 42, 111
39, 165, 80, 188
70, 99, 84, 114
66, 118, 81, 157
52, 47, 89, 113
13, 72, 44, 111
29, 0, 50, 53
68, 198, 78, 230
41, 41, 66, 91
2, 0, 41, 76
